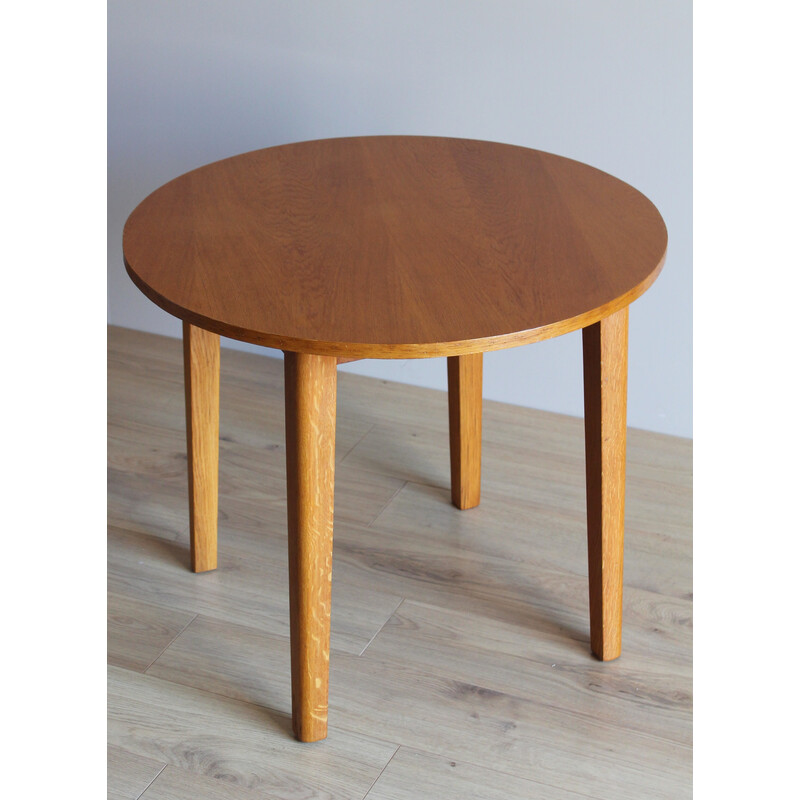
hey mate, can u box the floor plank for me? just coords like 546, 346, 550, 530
362, 600, 691, 746
108, 593, 197, 672
108, 666, 397, 800
107, 745, 165, 800
330, 515, 692, 666
138, 614, 690, 799
363, 747, 589, 800
365, 480, 691, 599
139, 764, 287, 800
108, 523, 403, 656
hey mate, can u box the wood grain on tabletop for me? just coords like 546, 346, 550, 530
123, 136, 667, 358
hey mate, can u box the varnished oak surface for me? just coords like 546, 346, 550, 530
447, 353, 483, 509
284, 353, 338, 741
108, 326, 692, 799
183, 323, 220, 572
583, 309, 629, 660
124, 136, 667, 358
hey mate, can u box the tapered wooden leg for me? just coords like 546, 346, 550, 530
284, 352, 338, 742
582, 307, 628, 661
447, 353, 483, 510
183, 321, 220, 573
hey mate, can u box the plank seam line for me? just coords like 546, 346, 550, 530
143, 613, 199, 673
133, 762, 168, 800
360, 745, 401, 800
366, 480, 408, 528
359, 598, 406, 657
337, 423, 376, 464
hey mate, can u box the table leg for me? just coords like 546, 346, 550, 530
447, 353, 483, 510
582, 307, 628, 661
183, 321, 220, 573
284, 352, 337, 742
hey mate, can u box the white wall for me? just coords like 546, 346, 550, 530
108, 0, 692, 437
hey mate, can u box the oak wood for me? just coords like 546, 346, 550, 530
124, 136, 667, 358
284, 352, 338, 741
447, 353, 483, 509
122, 136, 667, 745
183, 321, 220, 573
582, 307, 629, 660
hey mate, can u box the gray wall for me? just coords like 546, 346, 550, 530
108, 0, 692, 438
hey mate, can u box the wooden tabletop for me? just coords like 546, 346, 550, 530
123, 136, 667, 358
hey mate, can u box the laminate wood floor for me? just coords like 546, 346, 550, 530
108, 325, 692, 799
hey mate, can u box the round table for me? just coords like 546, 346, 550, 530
123, 135, 667, 742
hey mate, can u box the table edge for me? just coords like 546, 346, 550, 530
124, 249, 666, 359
